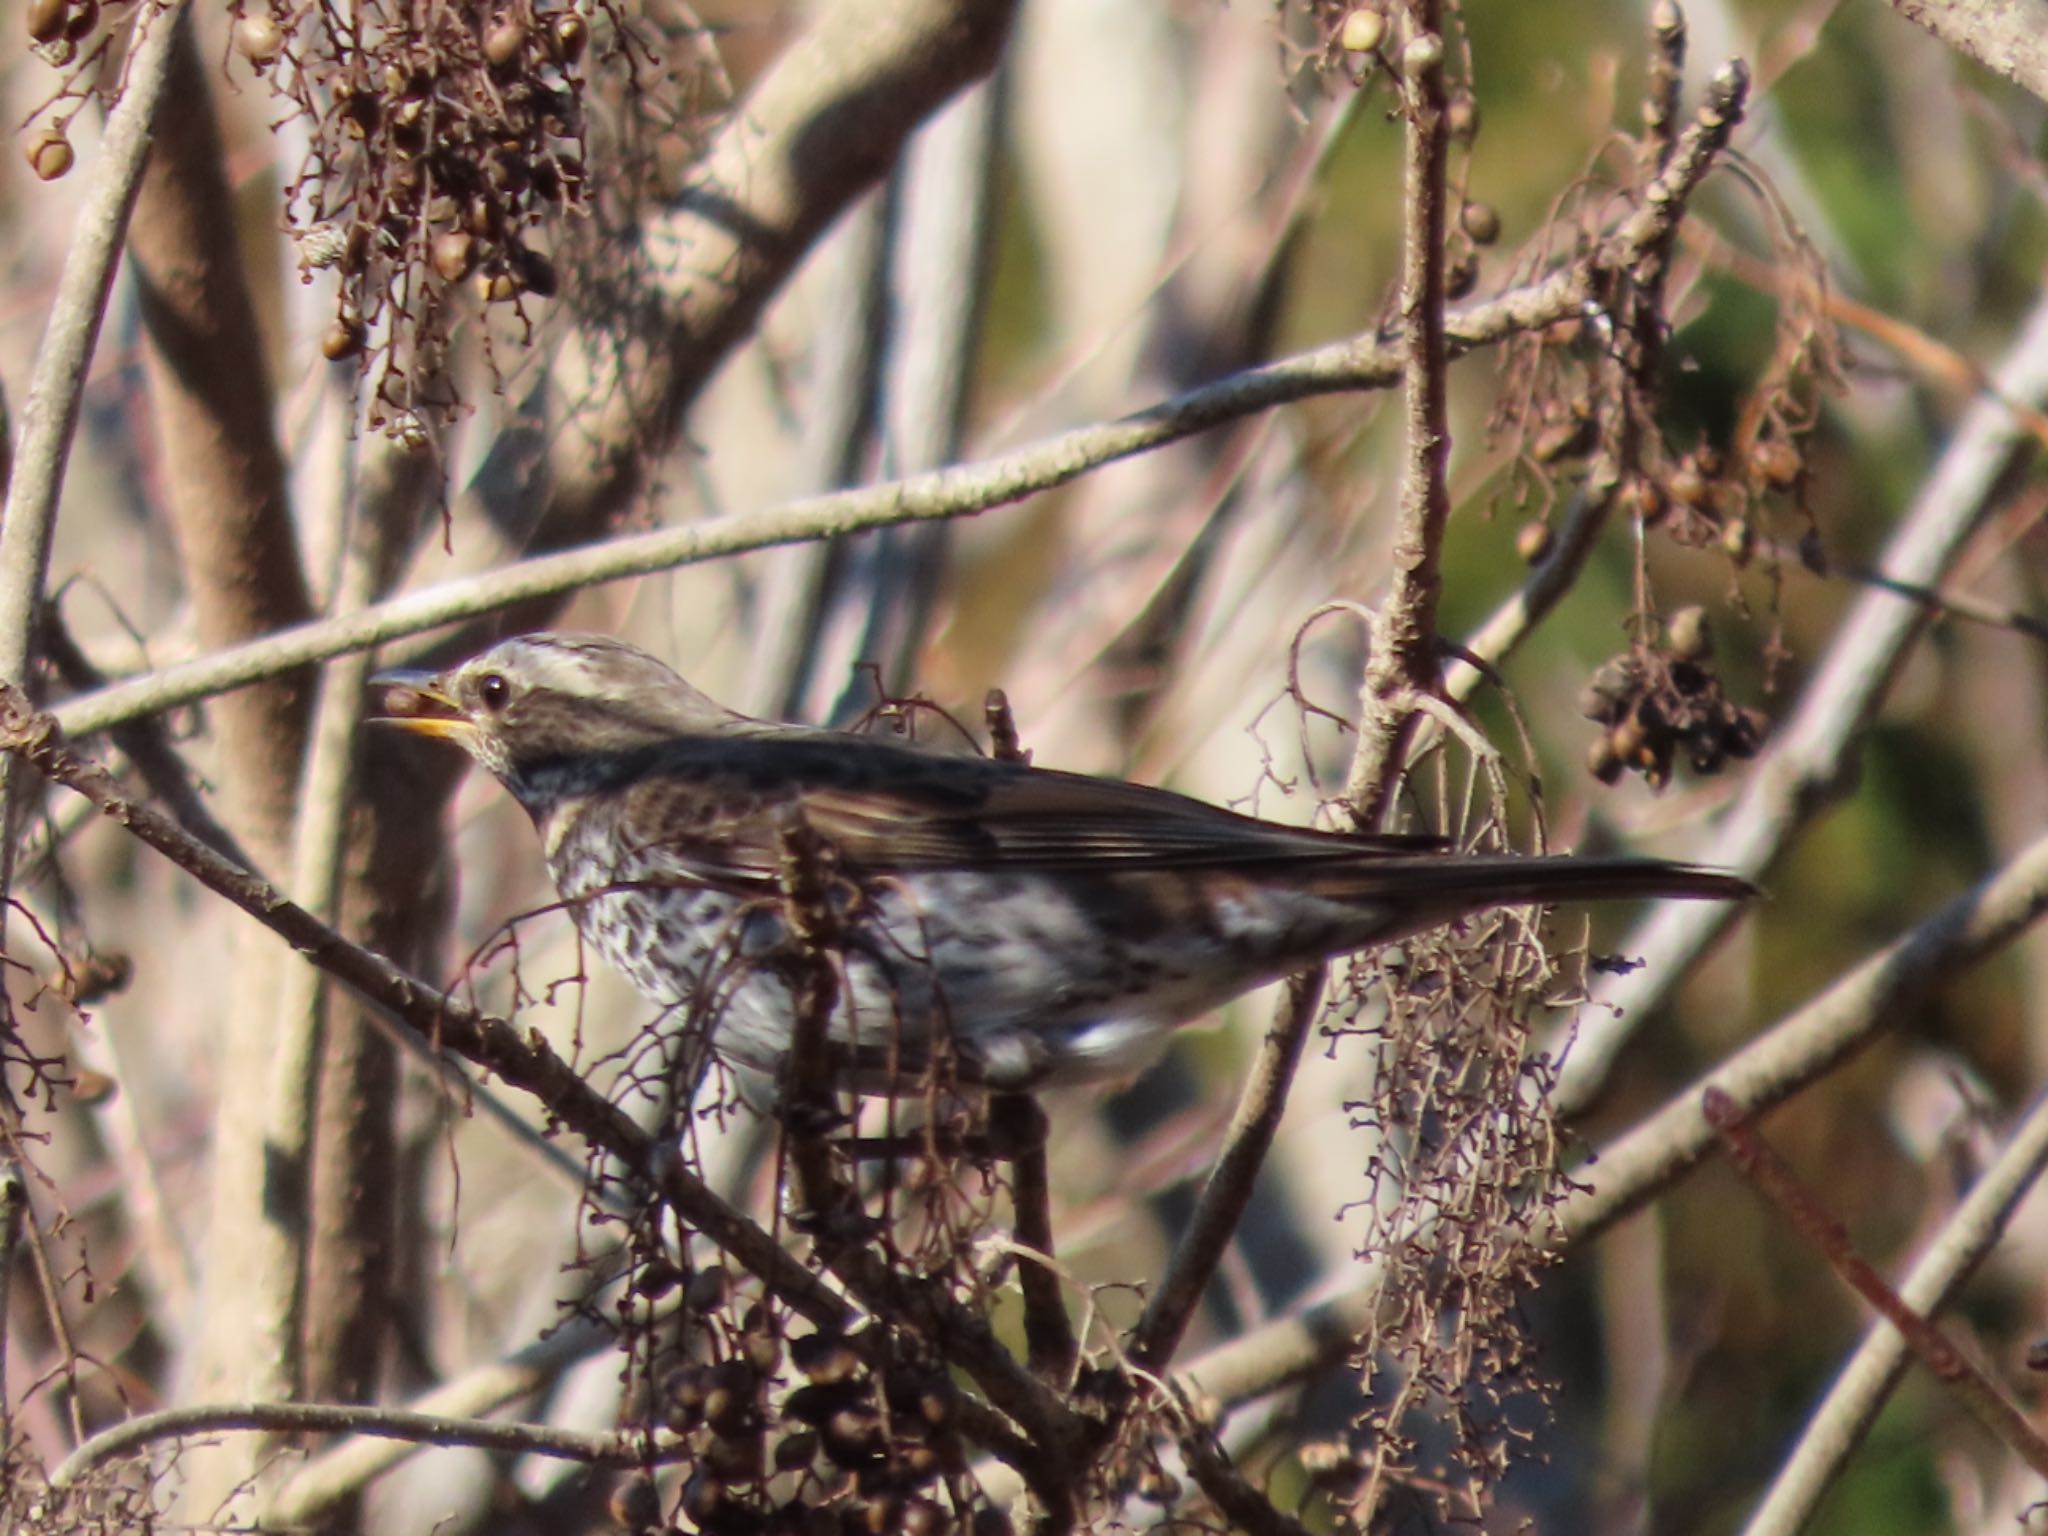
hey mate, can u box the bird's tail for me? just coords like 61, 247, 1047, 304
1313, 852, 1757, 912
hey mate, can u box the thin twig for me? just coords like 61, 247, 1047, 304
50, 1399, 690, 1490
0, 1164, 25, 1446
1704, 1087, 2048, 1479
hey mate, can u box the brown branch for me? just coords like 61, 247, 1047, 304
1703, 1087, 2048, 1479
990, 1093, 1077, 1384
1179, 1425, 1314, 1536
1128, 967, 1325, 1377
774, 807, 855, 1230
1343, 0, 1455, 829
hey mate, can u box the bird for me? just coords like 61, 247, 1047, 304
373, 632, 1753, 1095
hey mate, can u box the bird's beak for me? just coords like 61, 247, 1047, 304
368, 668, 472, 743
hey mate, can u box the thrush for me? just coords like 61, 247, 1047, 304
373, 632, 1752, 1093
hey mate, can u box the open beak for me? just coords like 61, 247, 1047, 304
368, 668, 472, 743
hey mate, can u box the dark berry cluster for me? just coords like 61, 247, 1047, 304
1581, 607, 1768, 788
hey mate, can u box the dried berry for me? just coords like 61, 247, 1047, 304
431, 230, 477, 283
1514, 520, 1553, 565
1460, 200, 1501, 246
609, 1472, 661, 1534
232, 13, 284, 63
1444, 252, 1478, 300
553, 11, 589, 63
484, 15, 528, 66
27, 129, 73, 182
1446, 90, 1480, 143
1586, 735, 1625, 785
1618, 476, 1665, 526
1750, 436, 1802, 489
1339, 6, 1384, 53
27, 0, 67, 44
1666, 605, 1711, 662
1665, 462, 1708, 508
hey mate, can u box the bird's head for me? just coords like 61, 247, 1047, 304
371, 632, 748, 793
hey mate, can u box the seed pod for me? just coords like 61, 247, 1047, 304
1338, 6, 1383, 52
431, 230, 477, 282
1720, 515, 1754, 564
1586, 735, 1625, 785
27, 129, 74, 182
1666, 605, 1711, 662
62, 0, 95, 39
476, 270, 519, 303
232, 13, 284, 62
484, 15, 528, 65
27, 0, 67, 44
1514, 520, 1552, 565
1459, 200, 1501, 246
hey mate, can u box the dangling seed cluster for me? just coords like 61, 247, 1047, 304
1581, 607, 1768, 788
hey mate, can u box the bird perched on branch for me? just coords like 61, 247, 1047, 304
374, 632, 1751, 1094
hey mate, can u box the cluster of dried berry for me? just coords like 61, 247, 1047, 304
628, 1262, 997, 1536
1581, 607, 1768, 788
1615, 431, 1810, 565
250, 0, 607, 429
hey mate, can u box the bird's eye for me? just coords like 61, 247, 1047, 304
476, 672, 512, 712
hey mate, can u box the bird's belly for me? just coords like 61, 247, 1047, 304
549, 856, 1373, 1091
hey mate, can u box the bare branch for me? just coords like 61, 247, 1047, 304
51, 1399, 689, 1491
1741, 1085, 2048, 1536
1889, 0, 2048, 104
1706, 1088, 2048, 1480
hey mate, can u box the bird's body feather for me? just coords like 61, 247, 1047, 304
377, 632, 1753, 1091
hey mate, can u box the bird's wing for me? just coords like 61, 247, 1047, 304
600, 743, 1443, 887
